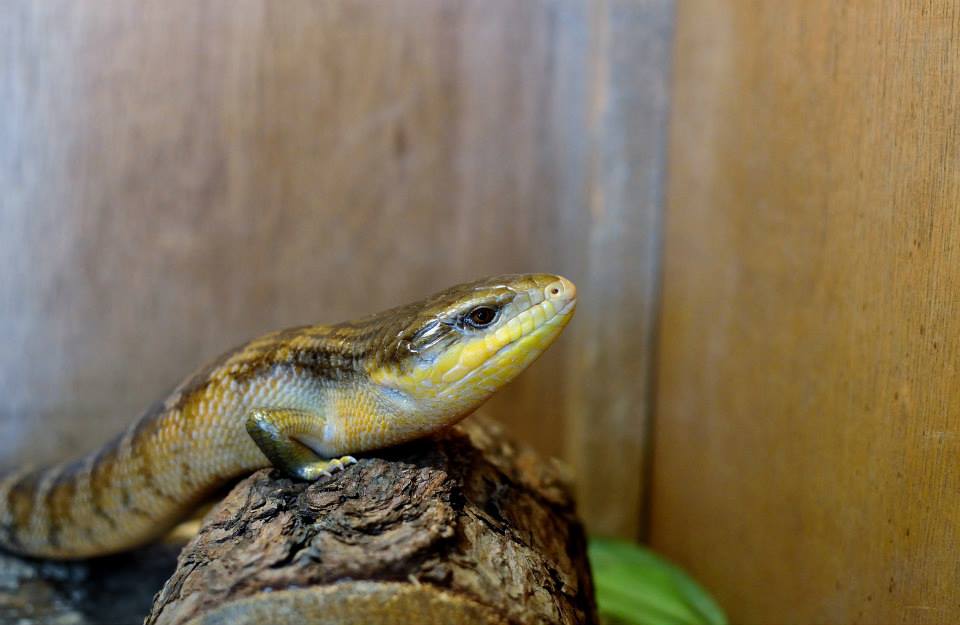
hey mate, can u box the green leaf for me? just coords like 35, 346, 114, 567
588, 537, 727, 625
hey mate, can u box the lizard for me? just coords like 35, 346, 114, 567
0, 273, 576, 560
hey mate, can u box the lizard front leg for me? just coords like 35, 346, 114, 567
245, 409, 356, 481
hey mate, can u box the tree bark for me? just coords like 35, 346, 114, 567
145, 417, 597, 625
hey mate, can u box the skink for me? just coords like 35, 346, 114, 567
0, 273, 576, 559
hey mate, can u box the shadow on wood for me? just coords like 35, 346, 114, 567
146, 417, 596, 625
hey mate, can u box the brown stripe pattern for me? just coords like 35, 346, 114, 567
0, 274, 568, 559
0, 314, 397, 558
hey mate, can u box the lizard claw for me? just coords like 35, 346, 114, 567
328, 456, 358, 473
302, 455, 358, 481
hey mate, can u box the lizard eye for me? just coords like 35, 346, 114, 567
464, 305, 499, 329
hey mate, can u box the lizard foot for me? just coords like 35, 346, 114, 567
300, 455, 358, 480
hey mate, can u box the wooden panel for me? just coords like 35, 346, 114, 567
0, 0, 672, 537
652, 1, 960, 623
564, 0, 673, 537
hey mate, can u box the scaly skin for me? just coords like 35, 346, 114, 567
0, 274, 576, 559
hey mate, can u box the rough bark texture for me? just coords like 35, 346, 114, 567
146, 417, 597, 625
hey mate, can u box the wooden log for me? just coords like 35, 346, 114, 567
146, 417, 597, 625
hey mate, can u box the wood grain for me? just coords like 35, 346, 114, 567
563, 0, 673, 538
651, 1, 960, 623
0, 1, 672, 537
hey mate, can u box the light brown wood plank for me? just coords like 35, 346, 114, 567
0, 0, 672, 537
562, 0, 673, 538
652, 1, 960, 622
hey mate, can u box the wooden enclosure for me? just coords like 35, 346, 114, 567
7, 1, 960, 623
0, 0, 672, 540
651, 2, 960, 623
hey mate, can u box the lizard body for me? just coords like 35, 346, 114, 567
0, 274, 575, 559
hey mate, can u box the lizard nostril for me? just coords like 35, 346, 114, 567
545, 277, 576, 302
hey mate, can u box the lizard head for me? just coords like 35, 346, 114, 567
368, 273, 576, 421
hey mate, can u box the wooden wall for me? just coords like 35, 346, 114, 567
651, 2, 960, 623
0, 1, 673, 538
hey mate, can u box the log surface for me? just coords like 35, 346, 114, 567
146, 418, 596, 625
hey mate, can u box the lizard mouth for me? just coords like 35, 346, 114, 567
443, 291, 576, 396
369, 275, 576, 405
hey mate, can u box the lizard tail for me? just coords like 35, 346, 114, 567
0, 404, 240, 559
0, 435, 174, 558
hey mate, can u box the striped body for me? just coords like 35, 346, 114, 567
0, 274, 576, 559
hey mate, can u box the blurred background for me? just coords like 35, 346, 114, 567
3, 1, 959, 623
